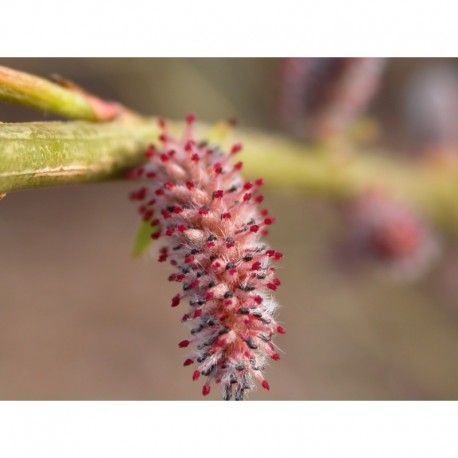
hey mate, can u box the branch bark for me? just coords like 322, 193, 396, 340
2, 118, 458, 236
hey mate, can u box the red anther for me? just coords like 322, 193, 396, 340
266, 249, 275, 257
191, 280, 200, 289
151, 231, 161, 240
211, 262, 222, 271
205, 291, 215, 301
243, 182, 253, 191
184, 256, 195, 264
274, 252, 284, 261
206, 242, 215, 248
260, 209, 269, 217
168, 149, 176, 157
255, 195, 264, 204
146, 171, 156, 178
192, 370, 200, 381
202, 385, 211, 396
155, 189, 164, 196
193, 309, 203, 318
160, 153, 169, 163
168, 274, 176, 282
250, 225, 260, 233
231, 143, 243, 154
251, 261, 262, 271
143, 210, 153, 221
264, 217, 275, 225
243, 193, 252, 202
183, 358, 194, 366
173, 207, 183, 214
159, 134, 167, 143
261, 380, 270, 391
136, 188, 147, 200
222, 212, 231, 219
171, 295, 181, 307
186, 113, 197, 124
213, 190, 224, 199
226, 242, 235, 249
178, 225, 188, 233
214, 163, 223, 174
234, 162, 243, 171
147, 199, 156, 206
271, 353, 281, 361
175, 274, 185, 282
254, 296, 263, 304
158, 118, 167, 129
224, 299, 233, 306
170, 260, 177, 266
191, 154, 200, 162
151, 219, 160, 226
145, 150, 155, 159
267, 283, 277, 291
165, 228, 175, 236
199, 208, 209, 215
186, 181, 194, 190
229, 269, 237, 276
184, 141, 194, 152
164, 182, 174, 190
273, 278, 281, 287
181, 314, 190, 322
178, 340, 190, 348
255, 178, 264, 187
162, 210, 171, 219
158, 254, 167, 263
277, 326, 286, 334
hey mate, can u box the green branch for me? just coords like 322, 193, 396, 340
0, 119, 159, 192
2, 119, 458, 236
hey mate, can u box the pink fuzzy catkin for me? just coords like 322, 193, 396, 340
129, 115, 284, 400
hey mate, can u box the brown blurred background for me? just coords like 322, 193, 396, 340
1, 58, 458, 400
